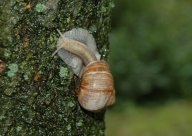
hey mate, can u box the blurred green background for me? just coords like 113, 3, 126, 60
106, 0, 192, 135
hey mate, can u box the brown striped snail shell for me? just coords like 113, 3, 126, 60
54, 28, 115, 112
78, 60, 115, 111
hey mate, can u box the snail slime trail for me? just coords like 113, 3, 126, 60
53, 28, 115, 112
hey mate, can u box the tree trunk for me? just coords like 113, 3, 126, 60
0, 0, 113, 135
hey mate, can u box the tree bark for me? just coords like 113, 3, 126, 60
0, 0, 113, 135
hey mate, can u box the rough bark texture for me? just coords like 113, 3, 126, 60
0, 0, 113, 135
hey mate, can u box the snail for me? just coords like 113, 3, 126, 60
53, 28, 115, 112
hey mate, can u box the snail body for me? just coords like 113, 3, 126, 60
53, 28, 100, 76
54, 28, 115, 111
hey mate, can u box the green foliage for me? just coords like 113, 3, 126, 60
110, 0, 192, 99
106, 100, 192, 136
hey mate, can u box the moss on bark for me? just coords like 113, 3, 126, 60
0, 0, 113, 135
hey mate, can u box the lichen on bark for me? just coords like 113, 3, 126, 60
0, 0, 113, 135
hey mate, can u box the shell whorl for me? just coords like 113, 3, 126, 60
78, 60, 115, 111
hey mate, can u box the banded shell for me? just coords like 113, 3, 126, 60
78, 60, 115, 111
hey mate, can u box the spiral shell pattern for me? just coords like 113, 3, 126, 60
78, 60, 115, 111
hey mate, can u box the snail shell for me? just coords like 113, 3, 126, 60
78, 60, 115, 111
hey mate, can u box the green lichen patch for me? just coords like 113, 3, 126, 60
59, 66, 68, 78
76, 120, 83, 127
16, 126, 22, 132
67, 101, 75, 108
67, 124, 71, 131
35, 3, 46, 13
7, 63, 18, 77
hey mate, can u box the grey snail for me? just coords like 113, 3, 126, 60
53, 28, 115, 112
